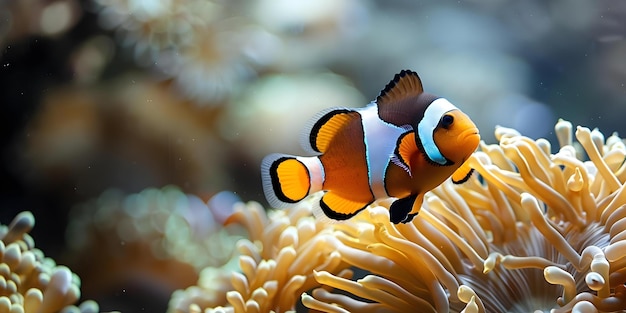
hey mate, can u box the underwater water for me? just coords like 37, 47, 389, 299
1, 0, 626, 312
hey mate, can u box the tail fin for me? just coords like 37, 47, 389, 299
261, 154, 324, 208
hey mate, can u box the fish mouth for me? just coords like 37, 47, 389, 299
458, 127, 480, 144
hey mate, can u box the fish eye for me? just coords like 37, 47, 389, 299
440, 114, 454, 129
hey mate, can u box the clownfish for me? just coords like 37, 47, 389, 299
261, 70, 480, 224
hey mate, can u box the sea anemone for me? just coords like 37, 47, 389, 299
92, 0, 216, 63
168, 201, 349, 313
169, 119, 626, 312
67, 186, 245, 270
0, 211, 103, 313
91, 0, 280, 104
251, 0, 368, 70
156, 19, 279, 104
66, 186, 246, 304
302, 119, 626, 312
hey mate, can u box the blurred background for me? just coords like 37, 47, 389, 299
1, 0, 625, 311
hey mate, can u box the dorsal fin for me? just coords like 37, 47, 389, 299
377, 70, 424, 105
376, 70, 439, 127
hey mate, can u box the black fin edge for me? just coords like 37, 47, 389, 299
269, 157, 309, 203
376, 69, 420, 104
309, 109, 355, 153
402, 212, 418, 224
452, 168, 475, 184
319, 197, 369, 221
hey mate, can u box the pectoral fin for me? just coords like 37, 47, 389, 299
451, 161, 475, 184
391, 131, 418, 176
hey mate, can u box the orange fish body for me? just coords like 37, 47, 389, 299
261, 70, 480, 223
